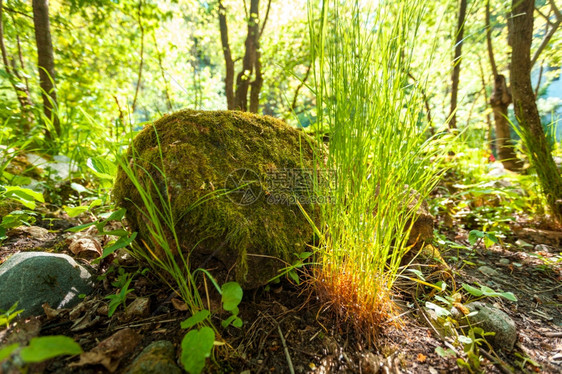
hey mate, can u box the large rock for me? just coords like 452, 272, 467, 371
463, 302, 517, 352
0, 252, 94, 318
113, 110, 320, 288
126, 341, 182, 374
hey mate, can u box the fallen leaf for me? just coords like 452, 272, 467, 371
171, 297, 188, 311
417, 353, 427, 362
69, 328, 140, 372
42, 303, 63, 320
67, 236, 103, 259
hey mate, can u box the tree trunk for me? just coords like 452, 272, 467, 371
485, 0, 522, 171
449, 0, 467, 129
490, 74, 523, 170
32, 0, 59, 140
510, 0, 562, 222
0, 0, 33, 130
234, 0, 259, 112
218, 0, 234, 110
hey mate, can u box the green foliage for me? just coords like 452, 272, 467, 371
461, 283, 517, 302
180, 326, 215, 374
307, 0, 449, 327
19, 336, 82, 363
0, 302, 23, 329
0, 336, 82, 368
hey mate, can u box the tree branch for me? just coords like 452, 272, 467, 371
486, 0, 498, 78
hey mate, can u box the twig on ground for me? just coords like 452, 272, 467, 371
278, 324, 295, 374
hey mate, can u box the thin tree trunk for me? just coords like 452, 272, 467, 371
478, 60, 494, 154
152, 32, 172, 111
485, 0, 522, 171
449, 0, 467, 129
234, 0, 259, 111
32, 0, 59, 140
510, 0, 562, 222
131, 0, 144, 113
219, 0, 235, 110
1, 0, 33, 130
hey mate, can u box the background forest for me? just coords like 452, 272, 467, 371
1, 0, 562, 373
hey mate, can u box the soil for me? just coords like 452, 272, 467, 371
1, 208, 561, 373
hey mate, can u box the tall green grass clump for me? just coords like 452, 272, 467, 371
307, 0, 446, 336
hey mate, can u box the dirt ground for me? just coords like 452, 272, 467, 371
1, 208, 561, 374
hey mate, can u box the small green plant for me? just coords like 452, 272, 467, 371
0, 336, 82, 369
0, 302, 23, 329
467, 230, 499, 249
105, 268, 135, 317
179, 276, 243, 374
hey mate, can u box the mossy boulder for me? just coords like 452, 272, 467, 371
113, 110, 320, 289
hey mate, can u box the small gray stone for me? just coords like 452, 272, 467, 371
0, 252, 94, 318
126, 341, 181, 374
464, 302, 517, 352
478, 265, 499, 277
534, 244, 552, 253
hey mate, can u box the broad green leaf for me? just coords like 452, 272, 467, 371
70, 183, 90, 194
64, 205, 89, 217
101, 232, 137, 259
20, 336, 82, 363
221, 282, 243, 312
180, 327, 215, 374
468, 230, 485, 246
181, 310, 210, 330
88, 199, 102, 209
0, 343, 19, 362
425, 301, 451, 317
435, 346, 456, 358
87, 157, 117, 179
462, 283, 483, 297
457, 335, 473, 345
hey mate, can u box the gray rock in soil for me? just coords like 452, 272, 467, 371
464, 302, 517, 352
478, 265, 499, 277
126, 340, 182, 374
0, 252, 94, 318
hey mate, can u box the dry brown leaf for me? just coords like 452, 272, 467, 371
42, 303, 63, 319
171, 297, 188, 311
69, 328, 140, 372
67, 236, 103, 259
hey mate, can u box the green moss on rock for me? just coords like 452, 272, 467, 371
113, 110, 320, 288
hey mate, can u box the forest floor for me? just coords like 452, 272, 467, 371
1, 185, 562, 373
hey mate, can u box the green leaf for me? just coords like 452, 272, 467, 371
70, 183, 90, 194
468, 230, 485, 246
88, 199, 102, 209
462, 283, 483, 297
180, 327, 215, 374
3, 186, 44, 209
425, 301, 451, 317
0, 343, 19, 362
288, 269, 300, 284
64, 205, 89, 218
87, 157, 117, 180
20, 336, 82, 363
221, 282, 243, 312
435, 346, 455, 358
181, 310, 210, 330
101, 232, 137, 259
406, 268, 425, 281
66, 222, 96, 233
457, 335, 473, 345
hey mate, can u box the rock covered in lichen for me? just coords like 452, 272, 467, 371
113, 110, 320, 288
